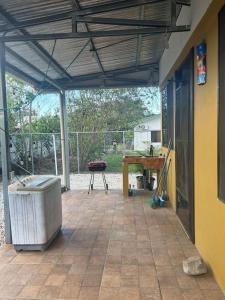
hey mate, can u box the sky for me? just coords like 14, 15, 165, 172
32, 88, 160, 116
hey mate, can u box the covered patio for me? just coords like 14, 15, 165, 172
0, 0, 191, 244
0, 190, 223, 300
1, 0, 225, 298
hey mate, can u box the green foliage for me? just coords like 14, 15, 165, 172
103, 153, 123, 172
31, 114, 60, 133
7, 76, 160, 173
66, 88, 159, 170
6, 74, 38, 133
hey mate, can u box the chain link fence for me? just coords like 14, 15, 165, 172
10, 130, 160, 175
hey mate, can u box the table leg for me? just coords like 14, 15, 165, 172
157, 170, 160, 188
123, 163, 129, 197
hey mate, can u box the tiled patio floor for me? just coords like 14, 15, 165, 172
0, 190, 224, 300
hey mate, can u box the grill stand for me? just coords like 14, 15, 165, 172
88, 171, 108, 194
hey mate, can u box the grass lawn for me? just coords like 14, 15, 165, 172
103, 152, 143, 173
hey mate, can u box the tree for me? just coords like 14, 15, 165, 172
66, 87, 159, 170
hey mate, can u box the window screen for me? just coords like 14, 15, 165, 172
151, 131, 161, 143
161, 80, 174, 148
218, 5, 225, 202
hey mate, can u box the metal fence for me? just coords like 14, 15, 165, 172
10, 130, 160, 175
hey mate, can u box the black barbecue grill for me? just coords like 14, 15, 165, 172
88, 161, 108, 194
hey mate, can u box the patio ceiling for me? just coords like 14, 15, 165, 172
0, 0, 191, 91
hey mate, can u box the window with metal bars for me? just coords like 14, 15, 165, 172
151, 130, 161, 143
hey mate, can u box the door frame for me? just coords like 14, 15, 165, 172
175, 49, 195, 243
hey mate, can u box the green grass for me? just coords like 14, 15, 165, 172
103, 152, 143, 173
103, 153, 123, 172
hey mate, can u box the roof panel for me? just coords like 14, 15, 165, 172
0, 0, 189, 90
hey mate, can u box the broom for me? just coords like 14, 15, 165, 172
149, 139, 172, 208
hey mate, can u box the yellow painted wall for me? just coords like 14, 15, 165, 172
194, 14, 225, 292
160, 0, 225, 292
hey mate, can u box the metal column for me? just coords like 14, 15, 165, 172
76, 132, 80, 174
59, 91, 70, 190
0, 42, 11, 243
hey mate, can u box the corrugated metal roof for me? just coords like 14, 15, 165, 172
0, 0, 188, 90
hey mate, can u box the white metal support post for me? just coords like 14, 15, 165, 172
76, 132, 80, 174
0, 42, 11, 243
59, 91, 70, 190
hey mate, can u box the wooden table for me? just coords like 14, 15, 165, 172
122, 156, 165, 197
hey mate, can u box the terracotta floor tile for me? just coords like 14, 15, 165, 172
18, 285, 42, 299
38, 264, 54, 275
0, 190, 223, 300
59, 284, 80, 299
176, 275, 198, 289
182, 289, 204, 300
69, 263, 88, 275
78, 287, 100, 300
45, 274, 66, 286
51, 263, 71, 275
202, 289, 225, 299
119, 287, 141, 300
139, 274, 159, 289
11, 254, 43, 264
153, 255, 171, 267
27, 273, 48, 286
104, 263, 121, 273
121, 255, 138, 265
102, 272, 121, 287
38, 285, 60, 299
196, 274, 220, 290
161, 288, 184, 300
99, 287, 119, 300
120, 275, 139, 287
106, 255, 122, 264
85, 265, 104, 275
18, 264, 40, 275
0, 285, 24, 298
157, 276, 179, 288
138, 255, 154, 265
82, 274, 102, 287
41, 254, 60, 264
121, 264, 138, 276
9, 272, 33, 285
57, 255, 76, 264
140, 287, 161, 300
89, 255, 106, 266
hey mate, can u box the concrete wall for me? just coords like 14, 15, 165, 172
134, 116, 161, 151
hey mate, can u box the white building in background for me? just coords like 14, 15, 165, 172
134, 114, 161, 151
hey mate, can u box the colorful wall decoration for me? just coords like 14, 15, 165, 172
196, 42, 207, 85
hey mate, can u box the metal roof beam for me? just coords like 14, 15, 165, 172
0, 6, 72, 80
72, 0, 105, 74
6, 47, 62, 90
0, 0, 190, 33
75, 16, 170, 27
6, 63, 42, 88
74, 0, 165, 16
112, 77, 149, 85
52, 63, 158, 84
0, 26, 191, 42
176, 0, 190, 6
170, 0, 177, 26
136, 6, 145, 67
0, 11, 72, 33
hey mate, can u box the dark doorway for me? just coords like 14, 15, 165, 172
175, 49, 195, 242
